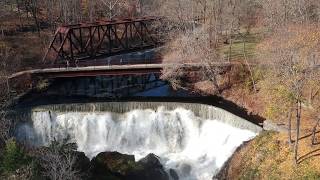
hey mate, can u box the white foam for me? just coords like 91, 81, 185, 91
17, 107, 256, 180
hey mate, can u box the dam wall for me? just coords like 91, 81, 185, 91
31, 101, 262, 133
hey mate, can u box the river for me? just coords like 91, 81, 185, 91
15, 102, 261, 180
13, 49, 261, 180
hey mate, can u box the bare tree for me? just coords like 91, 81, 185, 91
0, 45, 16, 147
99, 0, 129, 19
24, 0, 41, 35
259, 0, 320, 30
162, 26, 225, 93
258, 25, 320, 163
36, 141, 82, 180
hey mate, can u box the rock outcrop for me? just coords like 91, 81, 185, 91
90, 152, 169, 180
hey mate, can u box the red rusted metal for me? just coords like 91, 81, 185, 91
43, 16, 162, 66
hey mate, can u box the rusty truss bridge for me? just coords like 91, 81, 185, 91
43, 16, 162, 66
10, 16, 237, 96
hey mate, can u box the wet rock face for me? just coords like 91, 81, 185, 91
135, 153, 169, 180
90, 152, 169, 180
93, 152, 136, 176
169, 169, 179, 180
75, 152, 91, 175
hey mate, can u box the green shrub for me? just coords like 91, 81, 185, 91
1, 139, 28, 173
244, 67, 264, 91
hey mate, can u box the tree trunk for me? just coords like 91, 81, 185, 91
32, 11, 41, 36
288, 107, 293, 146
227, 32, 233, 62
5, 75, 10, 94
294, 100, 301, 164
241, 34, 257, 92
312, 118, 320, 145
208, 11, 214, 48
25, 0, 41, 36
16, 0, 23, 28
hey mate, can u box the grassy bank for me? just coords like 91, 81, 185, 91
220, 131, 320, 180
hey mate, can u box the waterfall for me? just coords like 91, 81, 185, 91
16, 102, 261, 180
31, 101, 262, 133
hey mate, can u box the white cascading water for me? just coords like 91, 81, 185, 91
17, 107, 257, 180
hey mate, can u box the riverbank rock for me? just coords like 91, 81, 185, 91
90, 151, 136, 179
169, 169, 179, 180
134, 153, 169, 180
75, 152, 91, 176
91, 152, 169, 180
263, 120, 287, 133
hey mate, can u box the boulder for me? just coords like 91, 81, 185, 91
90, 152, 169, 180
74, 152, 91, 177
169, 169, 179, 180
131, 153, 169, 180
138, 153, 162, 169
91, 151, 138, 179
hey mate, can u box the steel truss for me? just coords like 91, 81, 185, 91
43, 16, 161, 66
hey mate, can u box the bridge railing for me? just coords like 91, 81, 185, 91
42, 57, 163, 69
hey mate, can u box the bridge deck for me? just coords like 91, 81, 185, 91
10, 63, 232, 79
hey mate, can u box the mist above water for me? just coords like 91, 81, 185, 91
17, 107, 257, 180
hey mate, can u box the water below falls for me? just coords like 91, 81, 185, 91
16, 107, 257, 180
